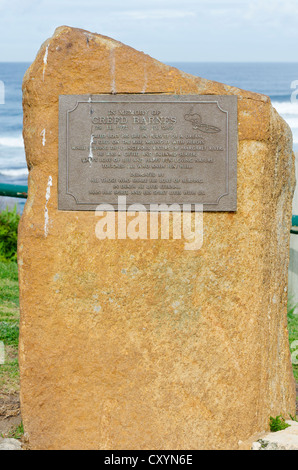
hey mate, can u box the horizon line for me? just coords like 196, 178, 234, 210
1, 60, 298, 65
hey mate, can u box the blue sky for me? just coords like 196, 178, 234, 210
0, 0, 298, 62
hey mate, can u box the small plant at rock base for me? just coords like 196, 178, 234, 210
269, 416, 291, 432
290, 414, 298, 423
4, 422, 24, 440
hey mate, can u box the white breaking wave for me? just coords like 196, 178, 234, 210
272, 101, 298, 144
0, 135, 24, 148
272, 101, 298, 116
283, 118, 298, 129
0, 168, 28, 177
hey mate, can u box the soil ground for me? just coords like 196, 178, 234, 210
0, 393, 21, 436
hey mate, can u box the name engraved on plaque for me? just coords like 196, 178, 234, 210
58, 95, 237, 211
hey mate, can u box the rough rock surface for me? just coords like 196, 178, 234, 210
0, 439, 22, 451
252, 421, 298, 450
19, 26, 296, 450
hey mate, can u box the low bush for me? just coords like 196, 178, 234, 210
0, 206, 20, 262
269, 415, 291, 432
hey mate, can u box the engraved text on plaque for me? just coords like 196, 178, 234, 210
58, 95, 237, 211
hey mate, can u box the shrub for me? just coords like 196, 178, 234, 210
0, 206, 20, 262
269, 416, 291, 432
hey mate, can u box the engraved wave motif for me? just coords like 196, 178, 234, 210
184, 113, 221, 133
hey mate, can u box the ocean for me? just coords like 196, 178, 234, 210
0, 62, 298, 188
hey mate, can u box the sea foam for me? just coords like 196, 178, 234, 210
0, 135, 24, 148
272, 101, 298, 144
0, 169, 28, 177
272, 101, 298, 116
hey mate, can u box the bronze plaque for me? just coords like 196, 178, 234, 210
59, 95, 237, 211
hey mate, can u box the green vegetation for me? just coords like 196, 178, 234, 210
0, 260, 20, 393
2, 422, 24, 440
288, 300, 298, 382
0, 206, 20, 262
0, 206, 20, 393
269, 415, 291, 433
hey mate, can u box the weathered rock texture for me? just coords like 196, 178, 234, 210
19, 26, 296, 450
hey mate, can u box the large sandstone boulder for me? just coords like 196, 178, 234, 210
19, 26, 296, 450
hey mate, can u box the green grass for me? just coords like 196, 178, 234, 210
2, 422, 24, 440
0, 260, 20, 394
0, 206, 20, 263
288, 301, 298, 382
270, 415, 291, 432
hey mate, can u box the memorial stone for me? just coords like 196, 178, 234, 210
19, 26, 296, 450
